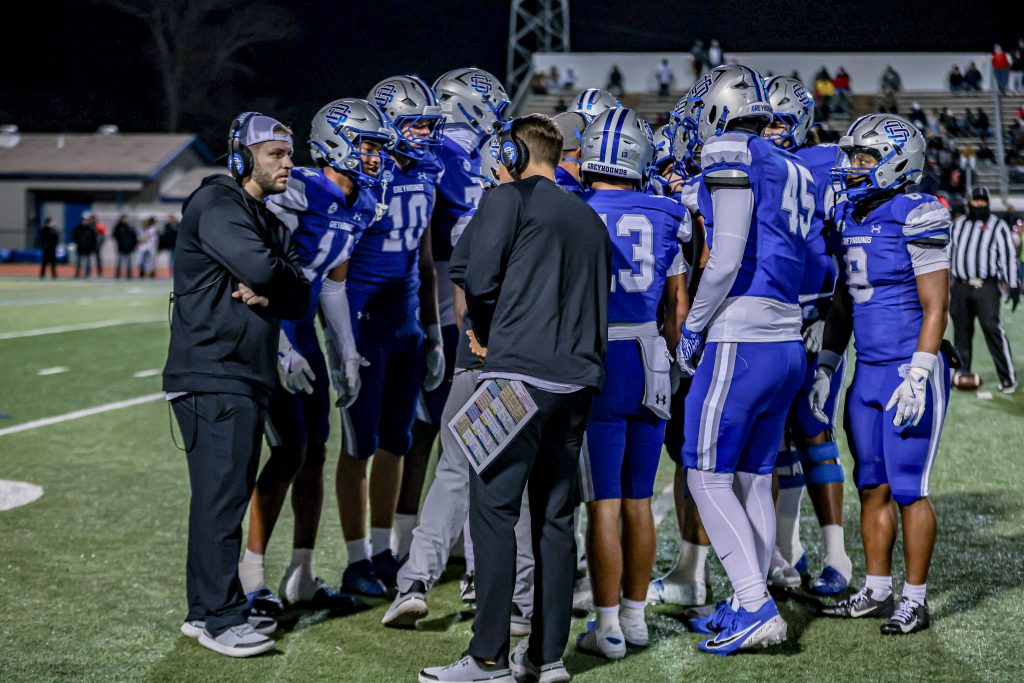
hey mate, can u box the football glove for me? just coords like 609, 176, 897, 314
885, 352, 936, 427
803, 319, 825, 354
675, 324, 704, 376
324, 336, 366, 408
809, 350, 842, 423
424, 324, 446, 391
277, 336, 315, 395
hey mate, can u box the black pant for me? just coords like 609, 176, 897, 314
951, 279, 1016, 385
75, 252, 92, 278
468, 386, 592, 665
172, 393, 265, 636
115, 252, 133, 279
40, 248, 57, 278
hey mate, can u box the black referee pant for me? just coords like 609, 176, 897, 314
468, 386, 592, 666
172, 393, 265, 637
950, 278, 1016, 386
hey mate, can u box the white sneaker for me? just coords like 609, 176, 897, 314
646, 577, 707, 606
419, 655, 515, 682
198, 623, 275, 658
382, 590, 428, 628
180, 616, 276, 639
575, 620, 626, 660
768, 548, 801, 589
619, 610, 648, 648
510, 638, 571, 682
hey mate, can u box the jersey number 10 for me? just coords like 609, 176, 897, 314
383, 194, 430, 252
782, 160, 814, 238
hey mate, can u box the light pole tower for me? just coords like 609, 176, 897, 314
506, 0, 570, 101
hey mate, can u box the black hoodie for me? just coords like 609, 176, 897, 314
162, 174, 310, 404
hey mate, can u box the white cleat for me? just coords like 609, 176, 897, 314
768, 548, 801, 589
647, 577, 707, 606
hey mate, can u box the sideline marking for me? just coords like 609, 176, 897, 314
0, 480, 44, 511
0, 393, 164, 437
133, 369, 161, 378
0, 318, 163, 340
37, 367, 69, 376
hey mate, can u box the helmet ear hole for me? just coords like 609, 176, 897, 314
707, 105, 718, 125
895, 160, 908, 173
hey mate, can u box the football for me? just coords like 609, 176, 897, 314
953, 371, 983, 390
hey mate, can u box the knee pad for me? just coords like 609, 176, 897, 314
806, 463, 844, 486
803, 441, 840, 464
800, 441, 844, 485
775, 449, 805, 489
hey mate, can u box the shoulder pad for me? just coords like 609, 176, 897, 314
700, 132, 752, 169
703, 168, 751, 189
902, 195, 951, 238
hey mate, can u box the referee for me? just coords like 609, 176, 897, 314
950, 186, 1018, 392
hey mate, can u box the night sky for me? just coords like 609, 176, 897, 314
3, 0, 1013, 158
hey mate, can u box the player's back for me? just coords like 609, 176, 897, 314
793, 143, 841, 298
347, 153, 443, 295
836, 192, 950, 364
585, 189, 690, 325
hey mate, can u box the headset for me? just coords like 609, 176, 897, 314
498, 118, 529, 179
227, 111, 260, 182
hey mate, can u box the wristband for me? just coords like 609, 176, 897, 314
910, 351, 937, 375
426, 323, 442, 343
817, 349, 843, 375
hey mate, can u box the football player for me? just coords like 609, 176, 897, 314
551, 111, 587, 194
238, 99, 396, 612
817, 114, 952, 635
574, 108, 691, 659
763, 75, 851, 595
571, 88, 622, 122
675, 65, 812, 654
330, 76, 447, 599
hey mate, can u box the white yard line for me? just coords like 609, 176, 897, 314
0, 318, 163, 340
37, 367, 69, 376
0, 481, 44, 511
0, 393, 164, 437
133, 369, 161, 378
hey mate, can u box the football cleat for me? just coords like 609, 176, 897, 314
810, 565, 850, 596
820, 587, 895, 618
510, 603, 531, 637
768, 550, 802, 589
341, 559, 388, 601
880, 597, 930, 635
1000, 380, 1018, 394
382, 583, 428, 628
793, 553, 809, 576
698, 600, 787, 656
460, 571, 477, 606
647, 577, 707, 606
619, 609, 649, 649
290, 576, 361, 613
246, 587, 284, 617
688, 599, 736, 635
371, 550, 401, 592
575, 619, 627, 660
510, 638, 571, 683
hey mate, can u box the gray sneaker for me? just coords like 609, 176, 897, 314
820, 587, 895, 619
510, 639, 570, 682
419, 655, 515, 683
382, 589, 428, 628
197, 623, 275, 658
180, 616, 276, 639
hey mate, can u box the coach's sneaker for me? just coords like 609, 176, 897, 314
180, 615, 277, 639
382, 581, 429, 628
341, 559, 388, 601
880, 597, 930, 635
575, 619, 626, 660
767, 548, 801, 589
647, 577, 707, 606
510, 604, 532, 637
810, 565, 850, 596
698, 600, 787, 656
460, 571, 477, 606
820, 587, 895, 619
1000, 380, 1018, 394
418, 655, 515, 683
372, 550, 401, 592
245, 587, 284, 617
510, 638, 571, 683
198, 623, 275, 658
688, 599, 736, 635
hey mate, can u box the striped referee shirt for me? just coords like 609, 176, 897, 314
951, 214, 1018, 285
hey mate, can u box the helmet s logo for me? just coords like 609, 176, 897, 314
374, 84, 397, 108
325, 103, 351, 127
470, 74, 493, 95
883, 120, 911, 144
691, 73, 715, 99
792, 83, 812, 107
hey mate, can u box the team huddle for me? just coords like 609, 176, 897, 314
205, 62, 953, 675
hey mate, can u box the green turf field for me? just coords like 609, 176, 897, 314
1, 277, 1022, 682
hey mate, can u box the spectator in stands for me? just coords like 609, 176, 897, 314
814, 66, 835, 114
908, 102, 929, 130
72, 214, 97, 279
560, 67, 577, 91
940, 107, 962, 136
113, 214, 138, 279
877, 88, 899, 114
161, 214, 179, 272
833, 66, 851, 93
790, 70, 802, 83
607, 64, 624, 97
978, 141, 996, 163
992, 43, 1011, 94
93, 216, 108, 277
881, 64, 902, 93
690, 39, 707, 78
554, 97, 568, 114
39, 217, 59, 280
1011, 39, 1024, 93
546, 66, 560, 91
530, 72, 548, 95
137, 216, 159, 278
965, 61, 984, 91
949, 64, 965, 93
656, 59, 674, 97
975, 108, 991, 138
708, 39, 722, 67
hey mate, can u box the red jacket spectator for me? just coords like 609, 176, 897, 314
992, 49, 1010, 70
833, 69, 850, 92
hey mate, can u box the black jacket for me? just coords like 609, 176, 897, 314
113, 221, 138, 253
450, 176, 610, 389
163, 174, 310, 404
40, 225, 60, 251
72, 222, 97, 254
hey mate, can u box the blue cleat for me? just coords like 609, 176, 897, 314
793, 553, 809, 576
688, 600, 735, 635
245, 587, 284, 617
810, 565, 849, 596
341, 559, 388, 601
371, 550, 401, 593
698, 600, 788, 656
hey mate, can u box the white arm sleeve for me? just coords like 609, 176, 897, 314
908, 242, 950, 277
685, 187, 754, 333
320, 278, 359, 361
667, 212, 693, 277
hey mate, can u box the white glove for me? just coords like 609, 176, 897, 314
423, 323, 446, 391
277, 332, 315, 395
324, 335, 366, 408
803, 319, 825, 354
808, 350, 842, 423
886, 352, 935, 427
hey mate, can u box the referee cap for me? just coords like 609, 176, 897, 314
971, 186, 990, 203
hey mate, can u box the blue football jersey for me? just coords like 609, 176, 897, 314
432, 136, 482, 264
555, 165, 585, 194
346, 153, 444, 295
585, 190, 691, 324
267, 166, 381, 309
794, 144, 842, 300
697, 132, 811, 305
835, 192, 951, 364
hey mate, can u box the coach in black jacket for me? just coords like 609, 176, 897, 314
424, 114, 610, 682
162, 114, 309, 657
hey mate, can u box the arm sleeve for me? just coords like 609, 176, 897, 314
319, 277, 359, 361
908, 242, 950, 276
455, 186, 521, 345
667, 210, 692, 277
685, 187, 754, 333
